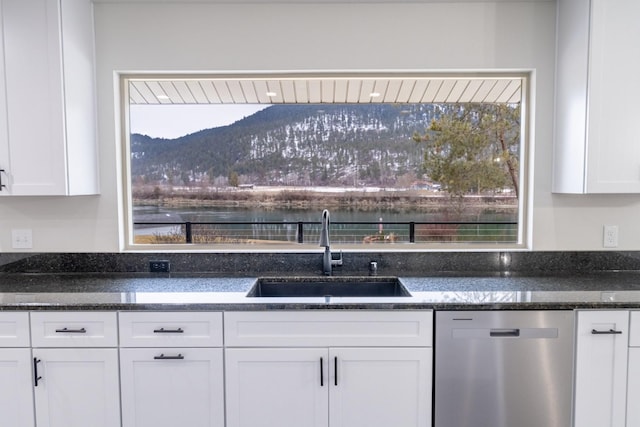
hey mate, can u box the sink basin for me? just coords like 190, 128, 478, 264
246, 277, 411, 298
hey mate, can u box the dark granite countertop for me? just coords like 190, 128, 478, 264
2, 271, 640, 311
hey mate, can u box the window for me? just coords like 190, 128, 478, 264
121, 73, 529, 250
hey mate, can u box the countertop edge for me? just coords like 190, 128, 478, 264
1, 302, 639, 311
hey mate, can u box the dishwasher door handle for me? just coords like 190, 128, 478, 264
490, 328, 520, 337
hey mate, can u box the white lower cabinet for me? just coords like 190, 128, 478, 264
120, 348, 224, 427
329, 347, 431, 427
30, 311, 120, 427
224, 311, 433, 427
118, 312, 225, 427
574, 310, 629, 427
5, 309, 432, 427
627, 348, 640, 427
32, 348, 120, 427
225, 347, 432, 427
225, 347, 329, 427
626, 311, 640, 427
0, 348, 35, 427
0, 312, 34, 427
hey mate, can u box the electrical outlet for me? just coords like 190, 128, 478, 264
149, 260, 170, 272
603, 225, 619, 248
11, 229, 33, 249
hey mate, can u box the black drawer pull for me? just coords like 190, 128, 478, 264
0, 169, 6, 191
320, 357, 324, 387
153, 327, 184, 334
490, 329, 520, 337
334, 356, 338, 386
591, 329, 623, 335
33, 358, 42, 387
55, 327, 87, 333
154, 353, 184, 360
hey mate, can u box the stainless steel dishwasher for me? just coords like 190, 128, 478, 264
435, 310, 574, 427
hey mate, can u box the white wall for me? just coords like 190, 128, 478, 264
0, 0, 636, 252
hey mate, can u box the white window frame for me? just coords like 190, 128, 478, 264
119, 71, 532, 252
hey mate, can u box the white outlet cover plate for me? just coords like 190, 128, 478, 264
11, 229, 33, 249
603, 225, 619, 248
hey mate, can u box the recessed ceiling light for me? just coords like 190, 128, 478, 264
369, 92, 381, 98
266, 92, 277, 97
156, 95, 170, 100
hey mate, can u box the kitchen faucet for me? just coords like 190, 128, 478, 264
319, 209, 342, 275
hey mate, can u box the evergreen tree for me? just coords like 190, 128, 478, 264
229, 171, 239, 187
413, 104, 520, 198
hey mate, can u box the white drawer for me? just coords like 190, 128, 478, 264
30, 312, 117, 347
0, 312, 30, 347
224, 310, 433, 347
119, 312, 223, 347
630, 310, 640, 347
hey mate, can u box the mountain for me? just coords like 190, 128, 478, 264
130, 104, 446, 187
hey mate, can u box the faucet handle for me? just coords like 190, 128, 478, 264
369, 261, 378, 275
332, 250, 343, 267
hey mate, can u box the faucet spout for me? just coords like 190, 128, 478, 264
320, 209, 330, 248
319, 209, 342, 275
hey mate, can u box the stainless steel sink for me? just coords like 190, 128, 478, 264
246, 277, 411, 298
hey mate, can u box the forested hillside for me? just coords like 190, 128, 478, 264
130, 104, 445, 188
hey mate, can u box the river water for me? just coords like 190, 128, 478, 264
133, 205, 518, 244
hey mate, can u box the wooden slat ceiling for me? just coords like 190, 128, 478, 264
129, 77, 522, 105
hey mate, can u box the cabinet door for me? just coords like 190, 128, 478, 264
329, 347, 432, 427
120, 348, 224, 427
586, 0, 640, 192
2, 0, 67, 195
0, 0, 97, 196
574, 310, 629, 427
627, 348, 640, 427
0, 0, 9, 193
33, 348, 120, 427
0, 348, 35, 427
225, 348, 329, 427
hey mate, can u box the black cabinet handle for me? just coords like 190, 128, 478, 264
0, 169, 6, 191
334, 356, 338, 386
153, 327, 184, 333
591, 329, 623, 335
33, 358, 42, 387
55, 327, 87, 333
320, 357, 324, 387
154, 354, 184, 360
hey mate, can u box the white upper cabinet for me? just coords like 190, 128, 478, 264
0, 2, 8, 193
0, 0, 98, 196
553, 0, 640, 193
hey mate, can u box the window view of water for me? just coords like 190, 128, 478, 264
133, 206, 517, 245
126, 79, 524, 246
